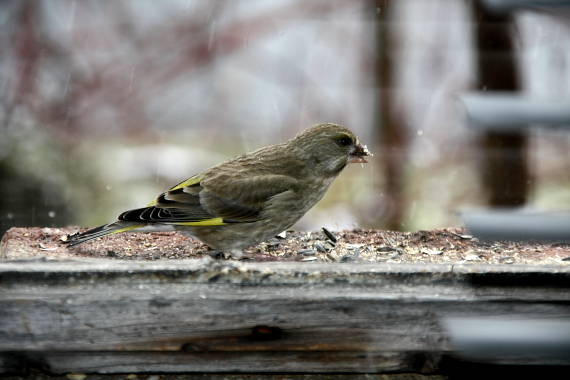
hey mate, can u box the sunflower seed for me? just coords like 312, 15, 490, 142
298, 249, 316, 256
451, 232, 473, 240
301, 256, 318, 262
421, 248, 443, 256
314, 242, 328, 253
38, 243, 57, 251
322, 227, 337, 243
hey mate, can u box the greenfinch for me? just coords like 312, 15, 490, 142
66, 123, 371, 255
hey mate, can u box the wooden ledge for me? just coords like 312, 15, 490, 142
1, 228, 569, 375
1, 257, 570, 290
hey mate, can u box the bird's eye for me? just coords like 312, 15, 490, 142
336, 135, 353, 147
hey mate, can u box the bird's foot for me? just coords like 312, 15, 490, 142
208, 249, 244, 260
208, 250, 225, 259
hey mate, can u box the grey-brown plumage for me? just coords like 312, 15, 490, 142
66, 123, 371, 253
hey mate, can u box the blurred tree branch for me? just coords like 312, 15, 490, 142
472, 0, 528, 207
374, 0, 409, 230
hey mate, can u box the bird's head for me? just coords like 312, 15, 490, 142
292, 123, 372, 176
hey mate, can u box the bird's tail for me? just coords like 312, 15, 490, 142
65, 222, 143, 247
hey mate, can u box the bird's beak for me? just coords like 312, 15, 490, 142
349, 143, 372, 163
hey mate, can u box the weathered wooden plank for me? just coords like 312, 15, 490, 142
2, 293, 568, 353
0, 351, 440, 375
0, 373, 446, 380
1, 258, 569, 373
1, 258, 569, 298
0, 372, 446, 380
1, 259, 569, 352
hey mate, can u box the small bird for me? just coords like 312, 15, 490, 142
66, 123, 371, 257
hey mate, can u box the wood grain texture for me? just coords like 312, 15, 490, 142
0, 372, 446, 380
0, 351, 441, 375
1, 258, 569, 374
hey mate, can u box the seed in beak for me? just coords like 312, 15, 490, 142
349, 144, 372, 164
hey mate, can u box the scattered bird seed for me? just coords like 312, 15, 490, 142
297, 249, 316, 256
465, 254, 481, 261
38, 243, 57, 251
377, 246, 397, 253
322, 227, 337, 243
301, 256, 318, 262
421, 248, 443, 256
387, 249, 404, 258
499, 256, 515, 264
276, 231, 287, 239
561, 256, 570, 262
340, 255, 356, 263
451, 232, 473, 240
265, 241, 281, 250
314, 242, 327, 253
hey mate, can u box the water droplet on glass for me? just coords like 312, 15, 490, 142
417, 130, 424, 136
48, 211, 56, 218
6, 212, 14, 220
106, 185, 112, 191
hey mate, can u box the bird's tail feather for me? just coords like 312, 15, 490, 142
65, 222, 142, 247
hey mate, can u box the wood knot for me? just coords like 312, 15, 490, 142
249, 325, 283, 341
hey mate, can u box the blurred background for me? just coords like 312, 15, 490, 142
1, 0, 570, 236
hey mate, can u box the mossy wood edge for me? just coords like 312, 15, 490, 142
1, 257, 570, 374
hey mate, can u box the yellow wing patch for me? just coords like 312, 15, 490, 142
170, 175, 203, 191
110, 225, 144, 234
147, 175, 203, 206
173, 217, 226, 226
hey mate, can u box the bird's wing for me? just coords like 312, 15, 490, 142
118, 173, 299, 226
